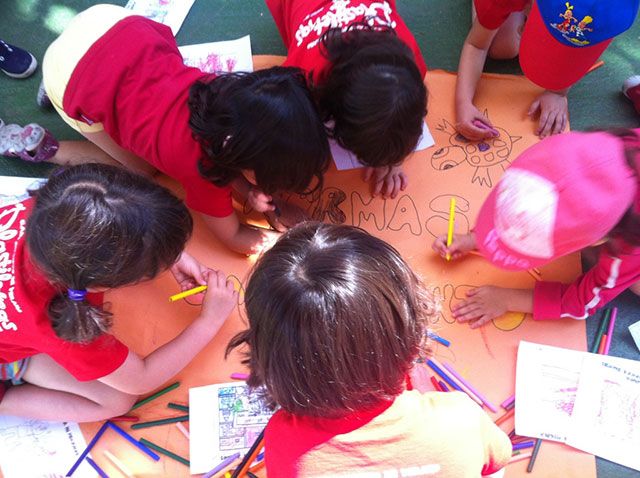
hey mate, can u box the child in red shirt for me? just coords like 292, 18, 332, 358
228, 222, 511, 477
13, 5, 331, 255
0, 164, 237, 422
266, 0, 428, 199
456, 0, 638, 140
433, 128, 640, 325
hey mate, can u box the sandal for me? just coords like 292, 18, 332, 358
0, 120, 58, 162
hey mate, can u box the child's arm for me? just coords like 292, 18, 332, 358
202, 213, 280, 256
98, 270, 238, 395
455, 20, 501, 140
452, 286, 533, 328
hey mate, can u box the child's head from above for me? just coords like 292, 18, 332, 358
27, 164, 193, 343
228, 222, 437, 418
474, 128, 640, 271
315, 25, 428, 168
190, 66, 330, 196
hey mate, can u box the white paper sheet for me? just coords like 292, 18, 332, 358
515, 341, 583, 443
125, 0, 196, 35
0, 176, 45, 207
332, 120, 435, 171
179, 36, 253, 74
567, 354, 640, 472
189, 382, 272, 474
0, 417, 93, 478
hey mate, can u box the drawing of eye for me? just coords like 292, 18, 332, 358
432, 148, 447, 158
440, 161, 458, 170
478, 142, 490, 152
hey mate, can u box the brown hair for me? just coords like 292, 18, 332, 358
227, 222, 437, 417
26, 164, 193, 343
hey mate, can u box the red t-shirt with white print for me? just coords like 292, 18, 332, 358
0, 198, 128, 381
265, 390, 512, 477
266, 0, 428, 82
473, 0, 530, 30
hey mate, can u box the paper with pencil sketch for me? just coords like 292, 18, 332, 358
566, 354, 640, 471
332, 120, 435, 170
125, 0, 195, 35
179, 36, 253, 74
515, 341, 583, 443
0, 176, 45, 207
0, 416, 93, 478
189, 382, 272, 474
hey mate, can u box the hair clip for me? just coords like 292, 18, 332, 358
68, 288, 87, 301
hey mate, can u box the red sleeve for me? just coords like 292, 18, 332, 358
183, 175, 234, 218
473, 0, 528, 30
533, 246, 640, 320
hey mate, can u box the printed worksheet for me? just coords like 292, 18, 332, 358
179, 35, 253, 74
332, 120, 435, 170
515, 341, 584, 443
0, 416, 93, 478
0, 176, 44, 207
189, 382, 272, 474
125, 0, 196, 35
567, 354, 640, 471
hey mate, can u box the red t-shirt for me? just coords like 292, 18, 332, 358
0, 199, 129, 381
265, 390, 512, 477
474, 0, 530, 30
62, 16, 233, 218
267, 0, 427, 81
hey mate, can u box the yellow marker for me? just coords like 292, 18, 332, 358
445, 197, 456, 261
169, 285, 208, 302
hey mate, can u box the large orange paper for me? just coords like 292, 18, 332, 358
78, 65, 595, 478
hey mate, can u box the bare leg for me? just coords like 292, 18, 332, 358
630, 281, 640, 296
488, 11, 526, 60
0, 354, 137, 422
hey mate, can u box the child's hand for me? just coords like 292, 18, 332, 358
432, 233, 477, 260
363, 165, 408, 199
528, 90, 568, 138
455, 103, 500, 141
247, 187, 275, 213
452, 286, 511, 328
264, 199, 309, 232
248, 227, 281, 256
198, 269, 238, 329
170, 251, 208, 292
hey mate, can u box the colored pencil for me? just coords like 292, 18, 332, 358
598, 334, 607, 354
494, 408, 515, 426
512, 440, 535, 451
508, 429, 516, 439
526, 269, 541, 281
131, 382, 180, 410
168, 402, 189, 412
603, 307, 617, 355
103, 450, 134, 478
86, 456, 109, 478
231, 429, 265, 478
169, 285, 208, 302
430, 358, 483, 406
67, 421, 110, 476
203, 453, 241, 478
425, 359, 463, 393
438, 380, 450, 392
527, 439, 542, 472
249, 458, 265, 473
587, 60, 605, 73
230, 372, 249, 380
110, 415, 139, 423
139, 438, 190, 466
501, 394, 515, 409
430, 376, 444, 392
442, 361, 498, 412
176, 422, 190, 440
131, 415, 189, 429
590, 309, 611, 353
106, 422, 160, 461
509, 452, 533, 464
445, 197, 456, 261
427, 332, 451, 347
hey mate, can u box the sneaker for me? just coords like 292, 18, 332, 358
0, 40, 37, 79
36, 79, 53, 109
622, 75, 640, 115
0, 120, 59, 162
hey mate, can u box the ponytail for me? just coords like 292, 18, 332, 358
48, 291, 111, 343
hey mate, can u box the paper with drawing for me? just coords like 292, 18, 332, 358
189, 382, 272, 474
180, 35, 253, 74
125, 0, 195, 35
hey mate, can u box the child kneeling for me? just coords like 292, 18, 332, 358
229, 222, 511, 476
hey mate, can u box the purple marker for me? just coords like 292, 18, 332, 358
472, 119, 499, 137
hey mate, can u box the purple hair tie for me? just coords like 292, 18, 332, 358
67, 288, 87, 301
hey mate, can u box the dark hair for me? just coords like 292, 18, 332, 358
227, 222, 436, 418
313, 25, 427, 168
189, 67, 330, 195
26, 164, 193, 343
600, 128, 640, 248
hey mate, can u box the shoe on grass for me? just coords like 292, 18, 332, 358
0, 120, 59, 162
622, 75, 640, 115
0, 40, 37, 79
